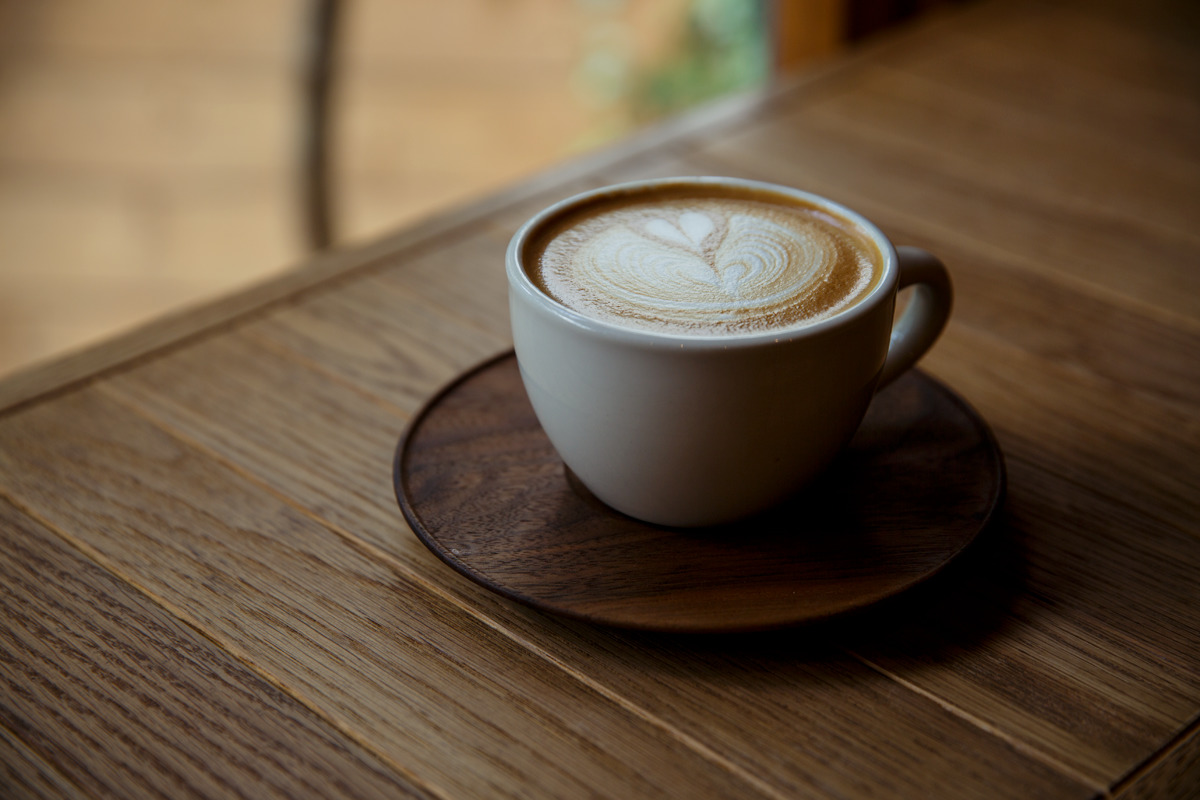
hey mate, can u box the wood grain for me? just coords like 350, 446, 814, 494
92, 328, 1090, 796
888, 20, 1200, 166
0, 498, 430, 800
0, 391, 1095, 799
94, 250, 1193, 792
369, 232, 515, 342
94, 156, 1198, 795
805, 67, 1200, 239
1114, 720, 1200, 800
241, 267, 508, 412
0, 721, 86, 800
0, 389, 771, 800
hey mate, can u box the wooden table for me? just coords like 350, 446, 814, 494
2, 1, 1197, 797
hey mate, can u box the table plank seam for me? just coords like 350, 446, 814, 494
0, 484, 456, 800
849, 652, 1109, 794
1111, 711, 1200, 798
2, 508, 432, 800
933, 319, 1200, 430
1001, 432, 1198, 542
238, 327, 419, 421
353, 272, 514, 349
89, 383, 787, 799
797, 102, 1200, 269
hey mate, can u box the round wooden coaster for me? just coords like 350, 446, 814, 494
394, 351, 1004, 633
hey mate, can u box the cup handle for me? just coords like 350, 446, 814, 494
877, 246, 953, 389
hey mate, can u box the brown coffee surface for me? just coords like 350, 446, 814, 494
526, 186, 884, 335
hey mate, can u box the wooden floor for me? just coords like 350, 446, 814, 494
0, 0, 750, 377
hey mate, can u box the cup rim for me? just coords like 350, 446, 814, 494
506, 176, 899, 349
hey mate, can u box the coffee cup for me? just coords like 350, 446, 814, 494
506, 177, 952, 527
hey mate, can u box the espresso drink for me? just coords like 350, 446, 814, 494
525, 186, 883, 335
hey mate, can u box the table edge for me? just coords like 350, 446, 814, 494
0, 0, 984, 418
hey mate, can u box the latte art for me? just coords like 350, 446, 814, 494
528, 193, 881, 335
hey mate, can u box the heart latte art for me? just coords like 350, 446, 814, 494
528, 193, 881, 335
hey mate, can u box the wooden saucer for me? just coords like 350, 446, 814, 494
394, 351, 1004, 633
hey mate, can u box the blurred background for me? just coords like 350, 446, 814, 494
0, 0, 954, 378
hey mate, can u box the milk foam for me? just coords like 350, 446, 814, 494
530, 195, 880, 335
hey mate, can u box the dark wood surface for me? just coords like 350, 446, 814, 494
396, 351, 1003, 632
2, 0, 1198, 797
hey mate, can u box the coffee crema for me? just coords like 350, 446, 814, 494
525, 187, 883, 335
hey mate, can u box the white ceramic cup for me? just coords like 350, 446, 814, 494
507, 177, 952, 527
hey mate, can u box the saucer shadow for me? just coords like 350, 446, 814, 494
617, 505, 1026, 663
